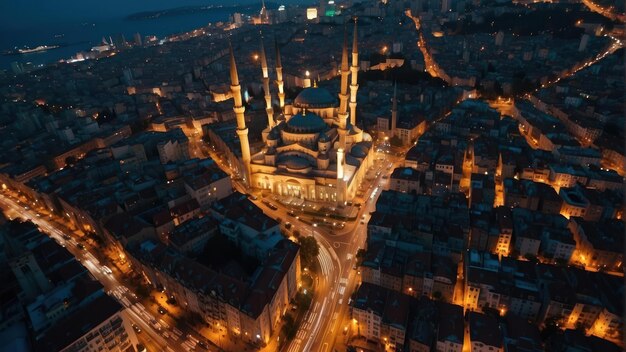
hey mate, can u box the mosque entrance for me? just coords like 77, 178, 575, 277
285, 180, 302, 198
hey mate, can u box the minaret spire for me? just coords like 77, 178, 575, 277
259, 33, 274, 128
228, 41, 252, 186
229, 43, 239, 86
338, 25, 350, 123
260, 0, 268, 23
274, 37, 285, 110
391, 82, 397, 138
349, 17, 359, 127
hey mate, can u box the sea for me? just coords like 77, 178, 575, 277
0, 0, 310, 70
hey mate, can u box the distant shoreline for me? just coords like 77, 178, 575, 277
125, 4, 261, 21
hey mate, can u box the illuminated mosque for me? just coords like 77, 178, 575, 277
227, 20, 374, 203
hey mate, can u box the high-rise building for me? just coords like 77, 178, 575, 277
133, 32, 142, 46
495, 31, 504, 46
579, 34, 590, 52
10, 61, 24, 75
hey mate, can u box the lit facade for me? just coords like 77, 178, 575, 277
228, 21, 374, 203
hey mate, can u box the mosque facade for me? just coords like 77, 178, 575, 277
227, 20, 375, 203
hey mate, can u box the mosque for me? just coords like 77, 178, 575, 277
226, 20, 374, 203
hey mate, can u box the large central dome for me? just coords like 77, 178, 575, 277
294, 87, 337, 109
285, 111, 327, 133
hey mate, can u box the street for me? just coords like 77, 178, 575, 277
0, 192, 218, 352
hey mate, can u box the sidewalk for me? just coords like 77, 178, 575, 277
348, 336, 384, 352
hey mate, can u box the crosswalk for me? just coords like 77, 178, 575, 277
318, 245, 333, 277
287, 301, 321, 352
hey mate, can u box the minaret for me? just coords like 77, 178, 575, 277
274, 37, 285, 110
229, 42, 252, 186
349, 18, 359, 127
337, 27, 350, 204
391, 82, 397, 137
259, 34, 274, 129
260, 0, 269, 23
337, 26, 350, 149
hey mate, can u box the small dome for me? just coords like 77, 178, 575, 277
294, 87, 337, 109
351, 144, 369, 158
268, 127, 280, 140
285, 111, 327, 133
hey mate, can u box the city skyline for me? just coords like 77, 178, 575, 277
0, 0, 623, 352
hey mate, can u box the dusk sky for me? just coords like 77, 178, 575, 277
0, 0, 310, 30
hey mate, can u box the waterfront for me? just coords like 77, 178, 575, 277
0, 7, 234, 69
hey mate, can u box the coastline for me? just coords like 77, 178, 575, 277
1, 6, 235, 70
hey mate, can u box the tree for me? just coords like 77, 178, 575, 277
281, 314, 297, 340
432, 291, 443, 301
554, 258, 568, 267
135, 283, 151, 298
390, 135, 403, 147
355, 248, 366, 265
299, 236, 320, 269
524, 253, 538, 263
65, 156, 77, 167
541, 315, 562, 341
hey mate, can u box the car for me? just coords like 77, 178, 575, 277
247, 194, 258, 200
291, 305, 297, 311
285, 222, 292, 230
132, 324, 142, 333
62, 234, 71, 240
287, 211, 295, 217
197, 341, 209, 350
77, 243, 86, 250
158, 306, 167, 315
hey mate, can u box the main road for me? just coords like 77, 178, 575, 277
0, 193, 218, 352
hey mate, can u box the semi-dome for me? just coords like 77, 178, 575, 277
283, 157, 309, 170
294, 87, 337, 109
285, 111, 327, 133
